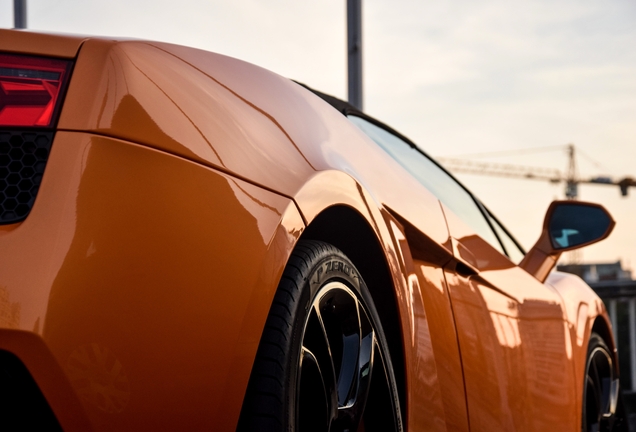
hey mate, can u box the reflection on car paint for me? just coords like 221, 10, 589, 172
66, 343, 130, 413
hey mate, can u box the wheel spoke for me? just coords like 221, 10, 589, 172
338, 306, 377, 430
591, 354, 603, 421
584, 346, 615, 432
360, 339, 401, 432
301, 305, 338, 423
585, 374, 600, 431
299, 281, 402, 432
298, 347, 330, 431
313, 287, 360, 407
337, 331, 360, 405
300, 347, 325, 389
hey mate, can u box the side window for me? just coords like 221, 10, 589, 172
484, 209, 526, 264
348, 115, 505, 254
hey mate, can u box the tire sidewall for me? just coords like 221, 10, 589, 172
288, 245, 403, 431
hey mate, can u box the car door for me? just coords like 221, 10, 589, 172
348, 115, 578, 431
442, 208, 577, 431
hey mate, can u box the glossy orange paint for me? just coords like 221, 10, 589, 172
0, 29, 620, 431
54, 37, 461, 431
0, 131, 302, 430
547, 271, 615, 429
383, 211, 469, 432
58, 37, 450, 249
442, 204, 578, 431
0, 30, 85, 58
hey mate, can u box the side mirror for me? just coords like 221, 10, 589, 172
519, 201, 615, 282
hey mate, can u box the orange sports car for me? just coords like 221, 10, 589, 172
0, 29, 627, 431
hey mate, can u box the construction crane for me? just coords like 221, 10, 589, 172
436, 144, 636, 200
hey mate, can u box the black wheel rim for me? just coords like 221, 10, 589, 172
297, 281, 399, 432
583, 346, 614, 432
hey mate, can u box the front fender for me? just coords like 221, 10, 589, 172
546, 271, 615, 418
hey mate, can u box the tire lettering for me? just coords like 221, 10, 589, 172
313, 265, 324, 284
313, 260, 360, 288
324, 261, 349, 275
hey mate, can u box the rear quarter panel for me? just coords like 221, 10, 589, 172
55, 37, 459, 431
58, 38, 450, 248
0, 130, 303, 430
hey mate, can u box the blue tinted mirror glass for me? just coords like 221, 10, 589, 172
549, 204, 611, 250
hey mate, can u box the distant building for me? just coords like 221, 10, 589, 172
557, 260, 632, 283
557, 261, 636, 300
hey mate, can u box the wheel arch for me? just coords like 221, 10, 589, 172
591, 314, 619, 373
299, 204, 407, 415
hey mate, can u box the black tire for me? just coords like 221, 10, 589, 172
582, 333, 623, 432
238, 240, 403, 432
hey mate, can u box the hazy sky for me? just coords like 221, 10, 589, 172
2, 0, 635, 272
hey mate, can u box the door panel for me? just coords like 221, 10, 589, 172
445, 270, 526, 430
385, 215, 466, 431
415, 263, 469, 432
442, 205, 577, 431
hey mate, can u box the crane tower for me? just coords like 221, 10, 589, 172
437, 144, 635, 200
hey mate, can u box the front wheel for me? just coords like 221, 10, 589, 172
582, 333, 623, 432
238, 240, 403, 432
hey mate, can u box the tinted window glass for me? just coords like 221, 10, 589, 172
349, 115, 503, 253
486, 209, 525, 263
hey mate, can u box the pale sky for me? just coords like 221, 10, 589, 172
2, 0, 636, 272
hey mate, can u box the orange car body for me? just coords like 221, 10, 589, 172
0, 30, 616, 431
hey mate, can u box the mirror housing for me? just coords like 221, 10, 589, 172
519, 201, 615, 282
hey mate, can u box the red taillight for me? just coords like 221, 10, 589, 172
0, 54, 72, 128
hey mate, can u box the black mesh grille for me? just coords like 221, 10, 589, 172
0, 131, 53, 224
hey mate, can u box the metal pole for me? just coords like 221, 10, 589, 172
609, 299, 618, 343
629, 297, 636, 391
14, 0, 27, 29
347, 0, 362, 110
565, 144, 578, 200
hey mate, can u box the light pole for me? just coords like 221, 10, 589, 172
14, 0, 27, 29
347, 0, 362, 110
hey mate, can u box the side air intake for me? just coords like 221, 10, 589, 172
0, 131, 52, 224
